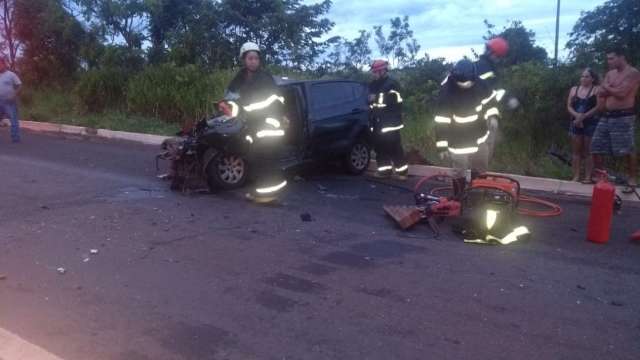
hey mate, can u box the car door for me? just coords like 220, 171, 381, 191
308, 81, 368, 155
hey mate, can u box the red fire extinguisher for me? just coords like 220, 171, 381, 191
587, 171, 616, 244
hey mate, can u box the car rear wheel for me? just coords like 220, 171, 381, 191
207, 153, 248, 190
344, 140, 371, 175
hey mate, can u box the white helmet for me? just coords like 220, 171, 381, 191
239, 42, 260, 59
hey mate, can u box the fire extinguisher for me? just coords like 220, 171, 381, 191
587, 171, 616, 244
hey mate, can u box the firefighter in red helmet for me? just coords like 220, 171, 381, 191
476, 37, 509, 87
368, 60, 408, 179
474, 37, 510, 161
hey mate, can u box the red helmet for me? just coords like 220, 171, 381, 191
486, 37, 509, 58
370, 59, 389, 73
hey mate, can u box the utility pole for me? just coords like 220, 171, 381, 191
554, 0, 561, 67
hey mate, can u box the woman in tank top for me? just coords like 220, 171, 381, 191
566, 68, 602, 183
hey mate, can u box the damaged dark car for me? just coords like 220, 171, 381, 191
158, 78, 373, 192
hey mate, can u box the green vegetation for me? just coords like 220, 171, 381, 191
3, 0, 638, 178
20, 87, 179, 136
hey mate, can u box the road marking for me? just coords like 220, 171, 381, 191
0, 327, 64, 360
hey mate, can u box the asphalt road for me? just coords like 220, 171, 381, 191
1, 131, 639, 360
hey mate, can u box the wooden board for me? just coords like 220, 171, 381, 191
383, 205, 423, 230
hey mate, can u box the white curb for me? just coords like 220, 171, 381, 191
14, 120, 170, 146
0, 327, 65, 360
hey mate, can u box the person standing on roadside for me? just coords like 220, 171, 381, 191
0, 57, 22, 143
591, 47, 640, 193
566, 68, 602, 183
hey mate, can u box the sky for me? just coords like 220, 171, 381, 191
308, 0, 607, 61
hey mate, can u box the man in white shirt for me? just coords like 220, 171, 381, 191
0, 57, 22, 143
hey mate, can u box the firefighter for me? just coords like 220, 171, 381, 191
369, 60, 409, 179
224, 42, 287, 203
434, 59, 495, 198
474, 37, 510, 158
474, 37, 509, 88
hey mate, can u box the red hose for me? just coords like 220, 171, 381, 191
517, 195, 563, 217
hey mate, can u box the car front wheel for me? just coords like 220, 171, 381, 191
207, 153, 248, 190
344, 140, 371, 175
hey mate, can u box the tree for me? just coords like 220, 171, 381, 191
321, 35, 346, 72
373, 16, 420, 68
219, 0, 333, 68
72, 0, 148, 49
344, 30, 372, 70
148, 0, 234, 68
567, 0, 640, 67
483, 20, 548, 66
15, 0, 87, 83
0, 0, 21, 67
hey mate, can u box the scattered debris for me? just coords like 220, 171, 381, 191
316, 184, 328, 192
90, 249, 99, 255
324, 193, 358, 200
610, 301, 624, 307
40, 205, 50, 210
577, 284, 586, 290
300, 213, 313, 222
0, 274, 7, 281
570, 228, 578, 232
83, 258, 90, 263
57, 267, 67, 274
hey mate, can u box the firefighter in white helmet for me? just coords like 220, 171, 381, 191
224, 42, 287, 203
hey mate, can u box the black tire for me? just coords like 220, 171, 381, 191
344, 139, 371, 175
206, 153, 248, 190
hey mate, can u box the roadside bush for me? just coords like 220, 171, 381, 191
126, 64, 234, 124
75, 68, 129, 113
494, 62, 577, 175
19, 86, 76, 122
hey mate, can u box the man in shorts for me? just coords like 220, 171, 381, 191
592, 47, 640, 193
